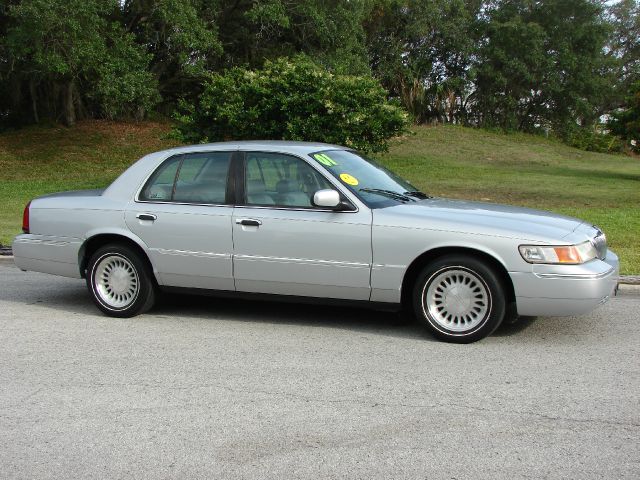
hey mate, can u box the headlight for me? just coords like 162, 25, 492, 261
519, 241, 597, 264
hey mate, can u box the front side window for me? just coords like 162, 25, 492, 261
244, 152, 334, 208
140, 152, 232, 204
309, 150, 429, 208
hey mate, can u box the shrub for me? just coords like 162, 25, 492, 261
173, 57, 408, 152
562, 125, 624, 154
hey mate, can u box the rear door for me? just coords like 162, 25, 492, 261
125, 151, 236, 290
231, 151, 373, 300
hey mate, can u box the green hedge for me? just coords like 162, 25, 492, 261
174, 57, 408, 152
563, 125, 624, 154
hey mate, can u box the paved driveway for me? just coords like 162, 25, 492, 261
1, 262, 638, 479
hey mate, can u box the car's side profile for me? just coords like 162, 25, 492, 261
13, 141, 619, 343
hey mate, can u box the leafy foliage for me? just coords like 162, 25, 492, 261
366, 0, 477, 124
218, 0, 372, 74
473, 0, 612, 134
0, 0, 638, 152
608, 0, 640, 92
120, 0, 222, 109
174, 57, 408, 152
609, 81, 640, 153
563, 126, 624, 154
1, 0, 158, 125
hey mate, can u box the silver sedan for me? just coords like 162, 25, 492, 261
12, 141, 619, 342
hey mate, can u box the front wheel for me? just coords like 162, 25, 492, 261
86, 244, 156, 317
413, 255, 506, 343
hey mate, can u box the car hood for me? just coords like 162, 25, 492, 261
373, 197, 585, 243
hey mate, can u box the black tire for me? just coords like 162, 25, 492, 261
412, 254, 506, 343
86, 244, 156, 317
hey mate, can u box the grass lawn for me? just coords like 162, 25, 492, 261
1, 121, 638, 273
0, 120, 179, 246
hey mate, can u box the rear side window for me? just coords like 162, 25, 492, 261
140, 152, 232, 204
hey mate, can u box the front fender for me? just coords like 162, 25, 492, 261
371, 224, 525, 303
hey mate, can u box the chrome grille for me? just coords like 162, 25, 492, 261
591, 228, 607, 260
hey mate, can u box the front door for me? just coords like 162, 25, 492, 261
126, 151, 235, 290
232, 151, 372, 300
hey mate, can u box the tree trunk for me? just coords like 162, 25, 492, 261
63, 80, 76, 126
75, 89, 87, 121
9, 78, 23, 117
29, 79, 39, 124
51, 81, 60, 120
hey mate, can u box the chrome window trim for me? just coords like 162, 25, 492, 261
134, 198, 354, 214
133, 148, 365, 214
134, 199, 234, 209
233, 204, 359, 214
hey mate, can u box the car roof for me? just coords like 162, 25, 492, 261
160, 140, 348, 156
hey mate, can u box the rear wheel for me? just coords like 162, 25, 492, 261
413, 255, 506, 343
86, 244, 156, 317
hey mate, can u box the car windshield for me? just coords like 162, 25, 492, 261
309, 150, 429, 208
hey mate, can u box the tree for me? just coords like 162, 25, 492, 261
120, 0, 222, 110
473, 0, 613, 134
2, 0, 158, 125
609, 81, 640, 152
600, 0, 640, 117
472, 3, 549, 131
0, 0, 636, 155
365, 0, 479, 124
215, 0, 372, 74
607, 0, 640, 88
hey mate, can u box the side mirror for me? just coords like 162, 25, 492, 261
313, 189, 341, 208
313, 189, 356, 211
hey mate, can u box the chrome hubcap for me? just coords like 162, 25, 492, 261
94, 255, 139, 309
424, 268, 490, 332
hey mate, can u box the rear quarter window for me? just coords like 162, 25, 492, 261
140, 156, 181, 201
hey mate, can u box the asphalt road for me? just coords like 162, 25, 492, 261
1, 261, 639, 479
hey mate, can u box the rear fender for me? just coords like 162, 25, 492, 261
79, 228, 161, 283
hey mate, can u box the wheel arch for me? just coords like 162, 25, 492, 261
400, 246, 516, 309
78, 230, 157, 281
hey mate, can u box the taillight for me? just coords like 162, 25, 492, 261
22, 201, 31, 233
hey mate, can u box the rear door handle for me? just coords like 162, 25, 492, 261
236, 218, 262, 227
136, 213, 157, 221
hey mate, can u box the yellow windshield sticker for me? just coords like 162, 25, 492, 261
340, 173, 359, 186
313, 153, 338, 167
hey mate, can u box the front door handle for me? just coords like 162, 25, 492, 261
136, 213, 157, 221
236, 218, 262, 227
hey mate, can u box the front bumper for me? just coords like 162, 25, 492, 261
510, 250, 619, 317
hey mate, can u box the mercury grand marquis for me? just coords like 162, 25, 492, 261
13, 141, 619, 343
